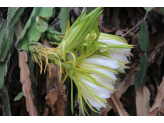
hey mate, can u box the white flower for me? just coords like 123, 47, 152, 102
97, 33, 132, 73
71, 55, 119, 111
98, 33, 131, 53
66, 32, 133, 114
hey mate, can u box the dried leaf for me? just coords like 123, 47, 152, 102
15, 21, 38, 116
44, 63, 59, 116
42, 39, 66, 116
116, 70, 135, 99
98, 14, 116, 33
56, 85, 66, 116
107, 98, 118, 114
110, 93, 129, 116
19, 51, 38, 116
121, 94, 132, 107
149, 76, 164, 116
99, 23, 115, 33
99, 103, 112, 116
45, 89, 58, 116
147, 31, 164, 66
135, 85, 150, 116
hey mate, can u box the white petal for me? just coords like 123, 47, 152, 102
98, 39, 127, 45
116, 66, 125, 73
81, 78, 112, 99
92, 68, 117, 81
91, 74, 114, 89
109, 48, 131, 54
82, 55, 119, 69
82, 90, 106, 109
111, 53, 129, 63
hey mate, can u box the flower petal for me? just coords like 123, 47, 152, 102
98, 39, 126, 45
92, 68, 117, 81
109, 48, 131, 54
91, 74, 114, 89
82, 55, 119, 69
111, 53, 129, 63
81, 78, 112, 98
82, 90, 106, 110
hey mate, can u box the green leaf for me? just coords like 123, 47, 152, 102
9, 7, 26, 28
144, 7, 153, 11
51, 8, 56, 19
0, 20, 7, 56
1, 87, 11, 116
0, 56, 10, 89
7, 7, 17, 24
0, 26, 15, 62
14, 91, 23, 101
138, 20, 149, 51
15, 7, 55, 51
134, 54, 147, 86
37, 18, 48, 32
59, 7, 70, 33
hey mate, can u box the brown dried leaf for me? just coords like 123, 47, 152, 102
147, 31, 164, 66
19, 52, 38, 116
115, 30, 124, 36
56, 85, 66, 116
110, 93, 129, 116
15, 21, 38, 116
107, 98, 118, 115
42, 39, 66, 116
116, 70, 135, 99
98, 14, 117, 33
121, 94, 132, 107
42, 108, 49, 116
149, 76, 164, 116
99, 23, 116, 33
99, 102, 112, 116
45, 89, 58, 116
135, 85, 150, 116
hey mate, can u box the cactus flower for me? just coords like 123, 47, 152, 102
97, 33, 133, 73
65, 53, 122, 114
